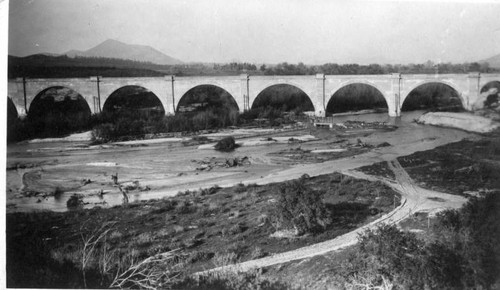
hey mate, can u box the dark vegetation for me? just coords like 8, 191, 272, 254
6, 172, 398, 288
402, 83, 464, 111
344, 138, 500, 288
480, 80, 500, 93
177, 85, 239, 113
336, 191, 500, 289
8, 84, 314, 143
252, 84, 314, 112
7, 87, 92, 142
327, 84, 387, 114
481, 81, 500, 109
272, 176, 332, 235
92, 84, 311, 142
9, 54, 497, 79
397, 138, 500, 195
214, 136, 238, 152
102, 85, 165, 115
357, 138, 500, 195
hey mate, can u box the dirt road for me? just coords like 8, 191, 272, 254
199, 159, 466, 274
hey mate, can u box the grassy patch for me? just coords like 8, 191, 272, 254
6, 172, 399, 288
396, 138, 500, 195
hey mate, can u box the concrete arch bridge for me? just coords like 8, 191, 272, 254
8, 73, 500, 117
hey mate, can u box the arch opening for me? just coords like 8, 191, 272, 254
327, 84, 387, 115
402, 83, 463, 112
7, 97, 20, 143
102, 86, 165, 118
176, 85, 239, 130
479, 81, 500, 110
7, 97, 18, 123
251, 84, 314, 115
177, 85, 239, 114
27, 86, 91, 137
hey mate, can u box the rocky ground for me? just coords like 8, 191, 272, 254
6, 112, 500, 288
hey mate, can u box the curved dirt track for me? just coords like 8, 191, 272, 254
199, 159, 466, 274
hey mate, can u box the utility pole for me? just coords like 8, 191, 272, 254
22, 77, 27, 113
246, 76, 250, 111
97, 76, 101, 113
90, 76, 102, 113
171, 75, 176, 113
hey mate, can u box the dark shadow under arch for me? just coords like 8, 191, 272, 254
103, 86, 165, 116
29, 86, 91, 119
402, 82, 463, 112
480, 81, 500, 109
327, 83, 387, 115
28, 87, 91, 137
7, 97, 18, 123
480, 81, 500, 93
7, 97, 20, 142
251, 84, 314, 112
177, 85, 239, 114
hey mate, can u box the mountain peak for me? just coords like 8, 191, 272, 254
64, 39, 182, 65
480, 53, 500, 69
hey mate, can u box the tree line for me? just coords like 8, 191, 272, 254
9, 53, 498, 79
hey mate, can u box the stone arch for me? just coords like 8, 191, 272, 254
28, 86, 92, 136
102, 85, 165, 116
479, 80, 500, 110
29, 86, 91, 119
480, 80, 500, 93
326, 82, 388, 114
251, 83, 315, 112
176, 84, 239, 113
401, 81, 464, 111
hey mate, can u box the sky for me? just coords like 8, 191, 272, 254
7, 0, 500, 65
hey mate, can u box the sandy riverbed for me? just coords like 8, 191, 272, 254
6, 111, 480, 212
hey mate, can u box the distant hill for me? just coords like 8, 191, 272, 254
479, 53, 500, 68
65, 39, 183, 65
8, 54, 169, 78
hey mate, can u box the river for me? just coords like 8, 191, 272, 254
6, 111, 477, 212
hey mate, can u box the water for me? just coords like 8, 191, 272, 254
6, 111, 476, 212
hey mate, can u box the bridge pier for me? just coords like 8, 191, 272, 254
389, 73, 402, 117
315, 74, 326, 117
7, 73, 500, 120
466, 72, 481, 110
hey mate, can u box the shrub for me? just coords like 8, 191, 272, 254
340, 192, 500, 289
271, 178, 331, 235
212, 251, 239, 267
174, 201, 195, 214
228, 222, 248, 235
66, 194, 84, 209
215, 136, 237, 152
338, 225, 426, 289
234, 182, 247, 193
249, 247, 267, 259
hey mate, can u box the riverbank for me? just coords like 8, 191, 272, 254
7, 172, 399, 288
8, 135, 499, 288
7, 110, 500, 288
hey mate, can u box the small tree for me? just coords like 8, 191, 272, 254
272, 177, 331, 235
215, 136, 237, 152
